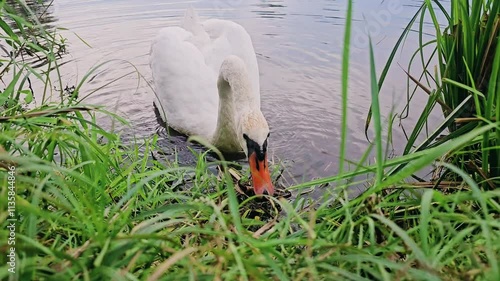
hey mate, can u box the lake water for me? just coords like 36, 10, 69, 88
37, 0, 447, 184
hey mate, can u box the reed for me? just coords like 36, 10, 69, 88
368, 0, 499, 189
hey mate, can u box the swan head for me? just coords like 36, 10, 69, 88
238, 111, 274, 196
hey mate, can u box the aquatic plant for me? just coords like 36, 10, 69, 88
367, 0, 499, 189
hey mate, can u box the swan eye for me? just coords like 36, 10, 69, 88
267, 132, 270, 138
243, 133, 249, 141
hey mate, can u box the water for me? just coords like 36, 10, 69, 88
35, 0, 447, 184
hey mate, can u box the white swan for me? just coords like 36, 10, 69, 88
150, 8, 274, 195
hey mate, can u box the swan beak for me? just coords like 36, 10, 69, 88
248, 152, 274, 196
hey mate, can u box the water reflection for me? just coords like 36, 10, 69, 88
6, 0, 58, 27
2, 1, 64, 74
252, 2, 286, 19
46, 0, 448, 184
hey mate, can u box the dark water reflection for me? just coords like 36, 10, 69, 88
6, 0, 57, 25
35, 0, 449, 185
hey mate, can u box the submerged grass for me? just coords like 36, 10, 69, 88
1, 0, 499, 280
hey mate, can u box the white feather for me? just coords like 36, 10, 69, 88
150, 8, 266, 153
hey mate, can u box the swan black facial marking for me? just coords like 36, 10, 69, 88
244, 134, 268, 171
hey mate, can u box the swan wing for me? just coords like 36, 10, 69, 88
150, 24, 218, 139
201, 19, 260, 105
150, 8, 260, 139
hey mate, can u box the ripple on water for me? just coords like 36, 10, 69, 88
47, 0, 436, 185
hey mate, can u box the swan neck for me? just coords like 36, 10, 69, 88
211, 79, 242, 152
218, 56, 258, 109
211, 56, 258, 152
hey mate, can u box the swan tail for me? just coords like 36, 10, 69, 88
182, 7, 208, 40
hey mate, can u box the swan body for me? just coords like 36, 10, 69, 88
150, 8, 274, 195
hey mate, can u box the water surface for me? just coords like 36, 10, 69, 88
46, 0, 447, 184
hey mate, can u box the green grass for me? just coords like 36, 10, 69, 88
370, 0, 500, 188
1, 0, 499, 280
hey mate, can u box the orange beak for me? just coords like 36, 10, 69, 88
248, 152, 274, 195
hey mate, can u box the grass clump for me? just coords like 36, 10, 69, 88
373, 0, 500, 188
1, 0, 499, 280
